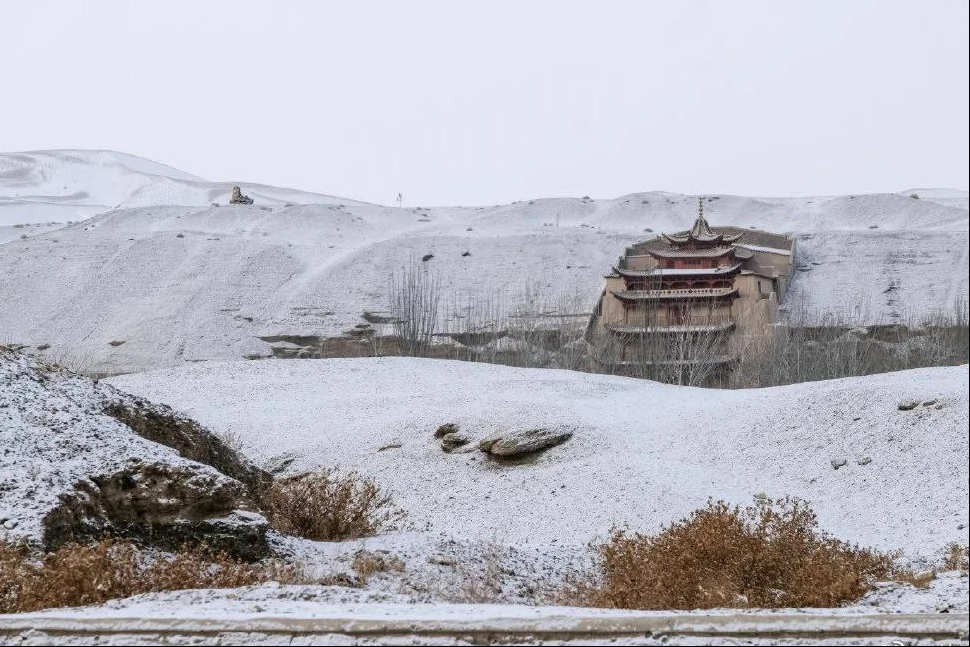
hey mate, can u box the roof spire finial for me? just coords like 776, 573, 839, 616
660, 195, 743, 246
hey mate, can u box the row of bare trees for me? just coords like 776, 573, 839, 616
387, 259, 969, 388
728, 300, 970, 388
387, 259, 589, 369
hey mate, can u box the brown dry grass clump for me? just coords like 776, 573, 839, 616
453, 541, 507, 603
0, 539, 300, 614
893, 542, 970, 589
263, 469, 401, 541
351, 550, 405, 583
942, 543, 969, 572
569, 497, 897, 610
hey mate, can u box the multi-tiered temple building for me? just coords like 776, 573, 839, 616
588, 199, 795, 381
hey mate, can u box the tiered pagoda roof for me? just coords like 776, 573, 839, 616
661, 199, 743, 247
613, 262, 743, 278
646, 245, 735, 259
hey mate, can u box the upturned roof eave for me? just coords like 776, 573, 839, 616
613, 262, 743, 278
611, 287, 739, 302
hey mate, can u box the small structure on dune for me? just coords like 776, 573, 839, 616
587, 198, 795, 384
230, 186, 254, 205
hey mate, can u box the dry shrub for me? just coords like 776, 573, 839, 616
263, 469, 401, 541
213, 427, 247, 455
886, 542, 970, 590
569, 497, 896, 610
351, 550, 405, 583
454, 541, 507, 603
891, 568, 937, 589
0, 539, 299, 614
941, 543, 969, 572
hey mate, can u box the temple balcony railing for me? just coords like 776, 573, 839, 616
612, 287, 738, 302
604, 320, 735, 335
593, 353, 737, 368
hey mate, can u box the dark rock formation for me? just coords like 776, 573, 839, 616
1, 346, 274, 560
440, 432, 471, 453
230, 186, 254, 205
434, 423, 459, 439
103, 401, 271, 499
479, 427, 573, 458
43, 462, 269, 560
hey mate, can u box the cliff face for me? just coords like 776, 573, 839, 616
0, 347, 271, 559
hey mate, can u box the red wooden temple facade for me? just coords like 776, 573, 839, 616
589, 198, 796, 381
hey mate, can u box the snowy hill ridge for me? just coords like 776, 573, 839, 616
0, 151, 967, 374
0, 149, 361, 228
1, 149, 966, 228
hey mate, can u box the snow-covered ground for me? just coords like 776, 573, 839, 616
0, 221, 67, 245
108, 357, 970, 558
3, 152, 968, 640
1, 150, 967, 374
1, 576, 966, 646
3, 339, 968, 635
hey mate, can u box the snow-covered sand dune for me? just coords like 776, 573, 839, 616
109, 358, 970, 557
0, 149, 357, 226
1, 151, 967, 374
0, 221, 66, 245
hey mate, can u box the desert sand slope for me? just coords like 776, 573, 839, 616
899, 188, 969, 210
1, 151, 967, 374
0, 149, 357, 226
108, 358, 970, 557
0, 221, 66, 244
0, 198, 966, 375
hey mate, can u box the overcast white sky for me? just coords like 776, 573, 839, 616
1, 0, 967, 206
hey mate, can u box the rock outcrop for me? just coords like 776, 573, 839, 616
478, 427, 574, 458
0, 347, 271, 559
43, 462, 269, 560
104, 401, 271, 498
230, 186, 254, 205
440, 432, 471, 453
434, 423, 459, 438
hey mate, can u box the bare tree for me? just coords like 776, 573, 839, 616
388, 259, 441, 357
439, 283, 592, 370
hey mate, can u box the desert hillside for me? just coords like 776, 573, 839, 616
0, 149, 357, 227
1, 151, 967, 375
109, 357, 970, 557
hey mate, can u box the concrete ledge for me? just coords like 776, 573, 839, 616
1, 609, 967, 644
